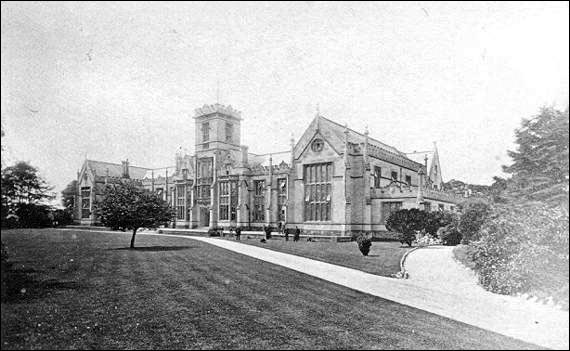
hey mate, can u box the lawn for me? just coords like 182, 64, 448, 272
219, 236, 409, 277
1, 229, 539, 350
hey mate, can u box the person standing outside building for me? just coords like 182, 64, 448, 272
293, 226, 300, 242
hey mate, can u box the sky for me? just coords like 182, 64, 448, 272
1, 1, 569, 201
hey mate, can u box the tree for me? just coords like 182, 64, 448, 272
457, 198, 491, 244
1, 161, 53, 206
61, 180, 77, 220
97, 181, 173, 248
1, 161, 54, 227
386, 209, 426, 247
502, 106, 569, 210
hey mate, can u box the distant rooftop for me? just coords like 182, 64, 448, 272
84, 160, 150, 179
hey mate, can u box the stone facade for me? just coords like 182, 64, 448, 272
76, 103, 460, 238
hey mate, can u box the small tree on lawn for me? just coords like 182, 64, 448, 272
386, 208, 426, 247
97, 181, 173, 248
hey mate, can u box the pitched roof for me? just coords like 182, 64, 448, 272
295, 114, 416, 164
248, 151, 290, 167
405, 151, 433, 170
319, 116, 405, 156
85, 160, 151, 179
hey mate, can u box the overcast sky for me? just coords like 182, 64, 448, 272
2, 1, 569, 198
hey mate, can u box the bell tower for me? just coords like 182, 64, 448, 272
193, 103, 242, 156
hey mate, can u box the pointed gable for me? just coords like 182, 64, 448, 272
294, 114, 420, 171
405, 143, 444, 188
428, 144, 443, 188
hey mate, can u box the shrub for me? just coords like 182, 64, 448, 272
437, 225, 462, 246
386, 208, 426, 247
457, 199, 491, 244
356, 234, 372, 256
424, 211, 454, 236
208, 226, 223, 237
54, 208, 74, 226
470, 204, 569, 308
13, 203, 53, 228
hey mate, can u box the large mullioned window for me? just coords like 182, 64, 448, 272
277, 178, 287, 222
219, 181, 230, 220
219, 181, 238, 221
197, 157, 213, 203
253, 180, 265, 222
176, 185, 185, 220
304, 163, 332, 221
81, 186, 91, 219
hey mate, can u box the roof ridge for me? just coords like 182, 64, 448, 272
319, 115, 405, 155
86, 159, 151, 170
250, 150, 290, 156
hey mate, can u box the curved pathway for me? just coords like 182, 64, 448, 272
404, 246, 569, 350
65, 229, 569, 349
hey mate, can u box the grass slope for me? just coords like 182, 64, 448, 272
219, 236, 409, 277
1, 229, 540, 349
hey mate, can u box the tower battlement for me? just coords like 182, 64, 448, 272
194, 103, 242, 120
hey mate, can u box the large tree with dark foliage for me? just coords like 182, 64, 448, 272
61, 180, 77, 212
1, 161, 53, 206
502, 106, 569, 210
1, 161, 54, 227
97, 181, 173, 248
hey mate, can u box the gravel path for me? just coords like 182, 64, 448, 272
404, 246, 569, 350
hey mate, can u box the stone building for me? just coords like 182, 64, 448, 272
76, 103, 459, 238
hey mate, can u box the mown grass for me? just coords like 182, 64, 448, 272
220, 236, 409, 277
1, 229, 540, 349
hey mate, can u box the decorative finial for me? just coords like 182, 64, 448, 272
364, 125, 369, 136
316, 103, 320, 116
344, 123, 349, 134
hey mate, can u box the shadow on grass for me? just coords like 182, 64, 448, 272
1, 268, 81, 303
110, 246, 196, 252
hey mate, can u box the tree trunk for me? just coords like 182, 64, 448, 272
130, 228, 138, 248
